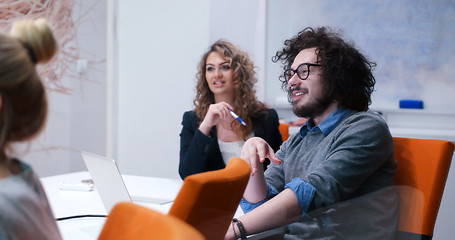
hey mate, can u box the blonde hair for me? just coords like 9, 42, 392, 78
0, 18, 57, 160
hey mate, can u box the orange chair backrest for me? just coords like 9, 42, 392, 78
393, 137, 454, 237
168, 157, 251, 240
279, 122, 289, 141
98, 202, 205, 240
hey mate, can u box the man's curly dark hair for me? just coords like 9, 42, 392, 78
272, 27, 376, 112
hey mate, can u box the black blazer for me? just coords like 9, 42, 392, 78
179, 108, 283, 179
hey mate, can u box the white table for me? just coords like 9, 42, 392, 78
42, 171, 285, 240
41, 171, 184, 239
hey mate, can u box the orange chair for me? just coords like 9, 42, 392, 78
279, 122, 289, 141
393, 137, 454, 239
168, 157, 250, 240
98, 202, 205, 240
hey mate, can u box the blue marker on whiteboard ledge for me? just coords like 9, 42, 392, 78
227, 108, 247, 126
399, 99, 424, 109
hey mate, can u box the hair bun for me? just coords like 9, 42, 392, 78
9, 18, 58, 64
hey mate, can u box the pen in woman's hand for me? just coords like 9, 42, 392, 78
227, 108, 247, 126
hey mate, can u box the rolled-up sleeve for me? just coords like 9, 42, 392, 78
285, 178, 315, 216
239, 178, 315, 217
240, 184, 279, 213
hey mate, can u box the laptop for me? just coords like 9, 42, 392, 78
81, 151, 173, 213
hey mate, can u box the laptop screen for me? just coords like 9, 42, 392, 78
81, 151, 132, 213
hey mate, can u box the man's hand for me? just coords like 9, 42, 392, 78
241, 137, 281, 175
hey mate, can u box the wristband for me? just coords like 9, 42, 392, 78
231, 220, 238, 239
232, 218, 247, 240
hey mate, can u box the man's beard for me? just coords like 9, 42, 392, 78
290, 88, 333, 119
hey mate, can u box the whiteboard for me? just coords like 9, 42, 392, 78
266, 0, 455, 112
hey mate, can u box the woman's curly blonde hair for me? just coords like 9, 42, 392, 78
193, 40, 266, 139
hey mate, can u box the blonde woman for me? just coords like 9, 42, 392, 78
0, 18, 60, 239
179, 40, 282, 179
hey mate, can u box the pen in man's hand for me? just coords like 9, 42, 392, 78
227, 108, 247, 126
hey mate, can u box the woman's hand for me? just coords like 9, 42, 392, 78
198, 102, 234, 135
241, 137, 281, 175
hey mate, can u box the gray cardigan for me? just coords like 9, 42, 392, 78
0, 160, 62, 240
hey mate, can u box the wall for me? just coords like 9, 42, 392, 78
208, 0, 267, 101
115, 0, 267, 179
266, 0, 455, 116
115, 0, 210, 178
1, 0, 266, 179
7, 0, 266, 179
69, 0, 108, 174
0, 0, 108, 177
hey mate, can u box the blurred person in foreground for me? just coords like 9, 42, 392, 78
0, 18, 60, 239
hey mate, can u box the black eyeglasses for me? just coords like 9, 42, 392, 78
284, 63, 322, 81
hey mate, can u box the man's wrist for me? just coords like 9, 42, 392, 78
232, 218, 247, 240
